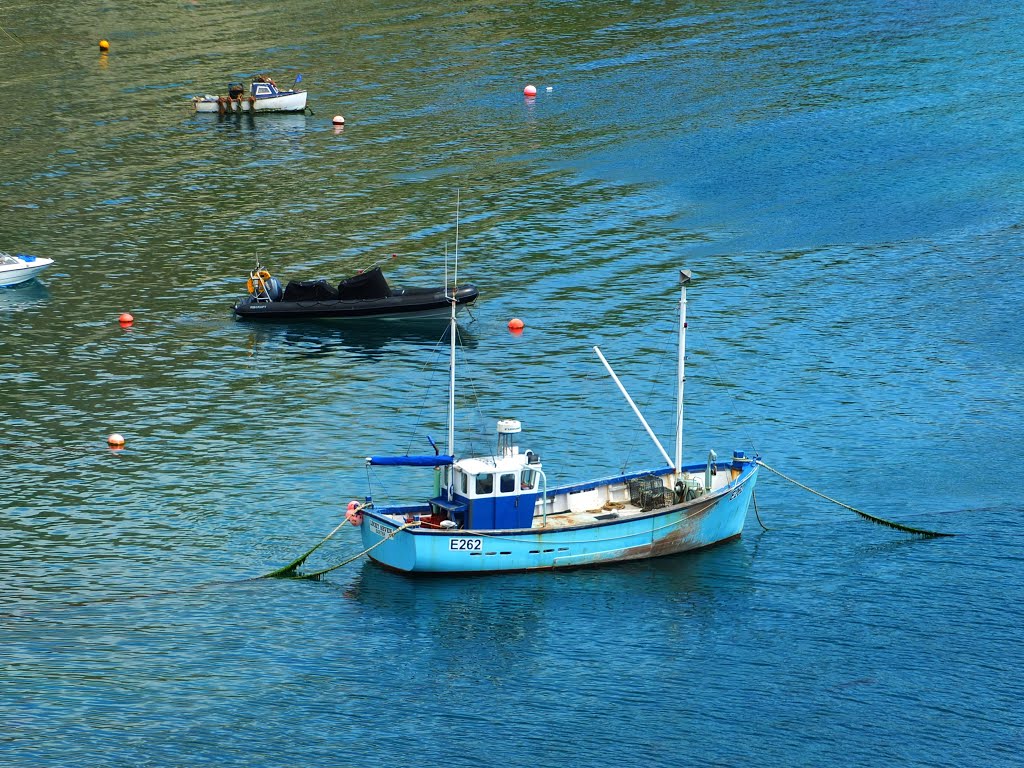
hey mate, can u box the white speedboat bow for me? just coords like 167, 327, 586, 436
0, 252, 54, 287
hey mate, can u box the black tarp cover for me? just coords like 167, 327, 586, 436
282, 279, 340, 302
338, 267, 392, 300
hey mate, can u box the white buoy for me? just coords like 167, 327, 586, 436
332, 115, 345, 125
108, 433, 125, 447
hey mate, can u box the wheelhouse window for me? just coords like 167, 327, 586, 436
521, 469, 537, 491
475, 473, 493, 495
499, 473, 516, 493
255, 85, 272, 96
458, 471, 468, 495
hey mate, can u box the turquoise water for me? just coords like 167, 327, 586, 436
2, 1, 1023, 765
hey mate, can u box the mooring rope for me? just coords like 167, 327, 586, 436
261, 516, 418, 581
296, 522, 418, 581
755, 459, 954, 538
260, 517, 352, 579
752, 490, 769, 531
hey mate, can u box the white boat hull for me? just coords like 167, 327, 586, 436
0, 255, 54, 287
194, 91, 307, 113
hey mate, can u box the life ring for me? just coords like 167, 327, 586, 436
247, 269, 272, 295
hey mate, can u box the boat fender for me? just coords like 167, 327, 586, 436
345, 500, 363, 526
247, 269, 273, 295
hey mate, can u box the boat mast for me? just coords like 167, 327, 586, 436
446, 193, 460, 497
675, 269, 691, 476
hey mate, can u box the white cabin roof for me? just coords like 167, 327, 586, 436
456, 453, 532, 474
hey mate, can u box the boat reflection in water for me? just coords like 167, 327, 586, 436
203, 112, 310, 136
243, 318, 478, 361
340, 537, 756, 635
0, 279, 50, 311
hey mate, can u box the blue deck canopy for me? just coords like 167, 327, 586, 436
367, 455, 454, 467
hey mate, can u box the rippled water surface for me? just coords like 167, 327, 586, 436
3, 1, 1023, 766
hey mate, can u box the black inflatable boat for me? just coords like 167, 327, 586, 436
233, 264, 479, 321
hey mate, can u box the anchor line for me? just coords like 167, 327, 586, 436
297, 522, 418, 580
754, 460, 954, 538
260, 516, 418, 581
260, 514, 355, 579
752, 491, 769, 531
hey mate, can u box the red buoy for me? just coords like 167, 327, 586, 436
523, 84, 537, 97
508, 317, 524, 331
119, 312, 134, 326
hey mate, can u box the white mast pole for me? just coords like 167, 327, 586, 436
594, 346, 675, 469
675, 269, 691, 476
447, 193, 460, 465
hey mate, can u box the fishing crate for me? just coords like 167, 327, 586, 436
628, 475, 671, 511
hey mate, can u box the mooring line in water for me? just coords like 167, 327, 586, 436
754, 460, 955, 538
752, 491, 769, 531
260, 517, 353, 579
261, 518, 418, 581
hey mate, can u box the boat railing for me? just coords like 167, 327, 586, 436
534, 467, 550, 526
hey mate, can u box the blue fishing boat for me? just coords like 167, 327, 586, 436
351, 269, 759, 573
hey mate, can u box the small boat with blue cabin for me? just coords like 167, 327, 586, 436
193, 74, 308, 114
0, 251, 54, 287
349, 269, 759, 573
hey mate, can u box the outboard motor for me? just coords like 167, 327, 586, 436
263, 276, 283, 301
228, 82, 244, 99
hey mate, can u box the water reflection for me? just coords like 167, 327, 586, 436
241, 317, 478, 360
335, 542, 756, 667
345, 537, 754, 611
0, 280, 50, 311
194, 112, 312, 136
343, 563, 548, 653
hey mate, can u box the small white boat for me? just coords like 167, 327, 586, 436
0, 252, 54, 287
193, 75, 308, 114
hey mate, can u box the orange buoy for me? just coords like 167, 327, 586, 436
523, 84, 537, 97
107, 433, 125, 447
508, 318, 525, 330
119, 312, 134, 326
99, 39, 110, 51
